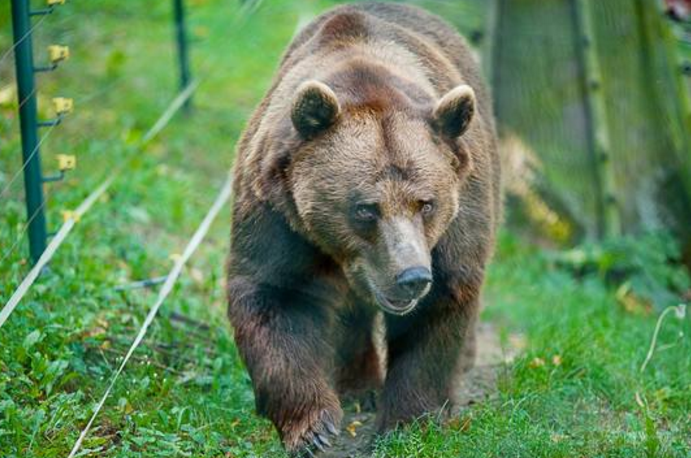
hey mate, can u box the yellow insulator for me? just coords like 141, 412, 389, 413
48, 45, 70, 64
52, 97, 74, 115
57, 154, 76, 171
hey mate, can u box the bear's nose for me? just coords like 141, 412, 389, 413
396, 266, 432, 299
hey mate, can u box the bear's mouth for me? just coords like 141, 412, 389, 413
374, 290, 419, 316
358, 266, 427, 316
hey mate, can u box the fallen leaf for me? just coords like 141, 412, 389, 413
551, 433, 567, 442
346, 420, 363, 437
86, 327, 107, 338
529, 357, 545, 368
459, 416, 472, 432
616, 283, 652, 316
635, 391, 646, 408
190, 267, 205, 284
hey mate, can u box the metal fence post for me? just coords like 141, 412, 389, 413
172, 0, 192, 111
10, 0, 47, 263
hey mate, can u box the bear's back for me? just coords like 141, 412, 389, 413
281, 3, 489, 112
285, 3, 464, 68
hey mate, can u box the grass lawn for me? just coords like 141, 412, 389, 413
1, 1, 690, 457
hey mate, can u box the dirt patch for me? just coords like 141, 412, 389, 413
321, 323, 519, 458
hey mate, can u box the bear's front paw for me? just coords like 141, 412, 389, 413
284, 407, 343, 457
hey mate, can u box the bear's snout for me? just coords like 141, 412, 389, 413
363, 217, 433, 315
396, 266, 433, 299
371, 266, 433, 316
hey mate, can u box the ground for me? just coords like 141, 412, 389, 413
324, 323, 519, 458
1, 1, 690, 457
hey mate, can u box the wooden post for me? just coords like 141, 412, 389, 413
572, 0, 621, 238
645, 0, 691, 254
484, 0, 502, 123
653, 0, 691, 159
483, 0, 499, 82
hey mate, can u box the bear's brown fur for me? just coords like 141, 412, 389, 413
226, 2, 500, 454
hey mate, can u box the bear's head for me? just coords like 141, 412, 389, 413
262, 71, 476, 316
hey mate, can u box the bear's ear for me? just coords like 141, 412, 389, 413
291, 80, 341, 139
433, 84, 476, 139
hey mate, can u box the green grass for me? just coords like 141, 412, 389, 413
372, 236, 691, 457
1, 1, 690, 457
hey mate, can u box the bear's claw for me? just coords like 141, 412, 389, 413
316, 432, 331, 448
290, 409, 341, 457
324, 419, 339, 437
311, 434, 326, 452
293, 447, 316, 458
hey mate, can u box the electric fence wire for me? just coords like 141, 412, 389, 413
1, 58, 171, 270
66, 173, 233, 458
5, 0, 314, 340
0, 185, 56, 267
0, 0, 263, 200
3, 0, 290, 192
0, 72, 143, 265
62, 4, 281, 455
0, 119, 62, 197
0, 0, 242, 267
0, 83, 197, 329
0, 9, 52, 69
0, 71, 136, 200
16, 84, 38, 109
0, 173, 118, 329
2, 2, 267, 453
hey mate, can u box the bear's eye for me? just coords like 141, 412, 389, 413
420, 201, 435, 216
354, 203, 379, 222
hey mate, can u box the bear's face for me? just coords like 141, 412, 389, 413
287, 81, 475, 315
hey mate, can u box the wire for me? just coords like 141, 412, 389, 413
1, 0, 236, 202
75, 74, 131, 105
0, 171, 115, 328
1, 0, 229, 284
0, 11, 52, 69
0, 81, 198, 329
2, 2, 274, 453
0, 77, 132, 266
0, 120, 61, 198
17, 85, 39, 110
142, 80, 199, 143
66, 174, 232, 458
2, 0, 264, 199
0, 219, 74, 328
0, 186, 55, 267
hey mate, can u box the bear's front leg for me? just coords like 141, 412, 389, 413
377, 292, 479, 431
227, 276, 343, 455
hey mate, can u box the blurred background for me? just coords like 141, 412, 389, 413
3, 0, 691, 258
1, 1, 691, 457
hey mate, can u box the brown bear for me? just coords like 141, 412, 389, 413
226, 2, 500, 455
